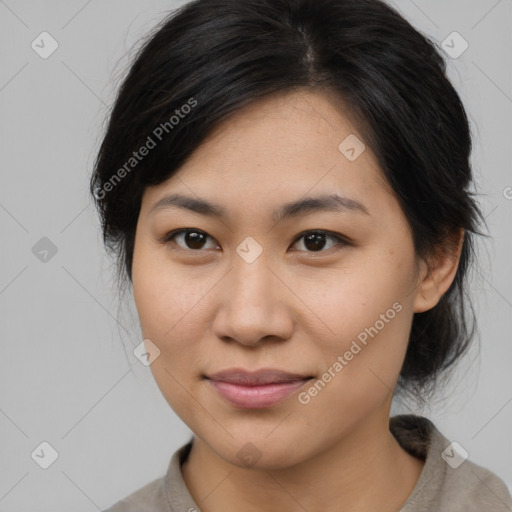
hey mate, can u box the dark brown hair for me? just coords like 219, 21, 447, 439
90, 0, 485, 401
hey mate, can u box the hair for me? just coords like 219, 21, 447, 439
90, 0, 486, 403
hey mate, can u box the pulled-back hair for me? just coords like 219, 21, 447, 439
90, 0, 485, 401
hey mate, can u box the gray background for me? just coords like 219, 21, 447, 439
0, 0, 511, 510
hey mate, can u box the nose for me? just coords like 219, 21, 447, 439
212, 255, 294, 347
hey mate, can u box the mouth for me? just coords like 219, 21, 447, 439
205, 368, 314, 409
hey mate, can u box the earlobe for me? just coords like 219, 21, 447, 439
413, 229, 465, 313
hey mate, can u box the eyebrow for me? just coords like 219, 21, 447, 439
149, 192, 370, 220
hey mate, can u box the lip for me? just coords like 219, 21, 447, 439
206, 368, 313, 409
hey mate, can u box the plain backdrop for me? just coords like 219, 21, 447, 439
0, 0, 511, 510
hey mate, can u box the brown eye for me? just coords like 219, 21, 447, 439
290, 230, 348, 253
164, 229, 218, 251
162, 228, 348, 254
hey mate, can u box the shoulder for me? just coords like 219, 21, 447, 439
102, 476, 167, 512
447, 458, 512, 510
392, 415, 512, 512
102, 440, 194, 512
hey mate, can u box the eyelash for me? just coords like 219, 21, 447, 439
161, 228, 351, 255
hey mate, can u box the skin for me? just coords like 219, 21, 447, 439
131, 88, 463, 512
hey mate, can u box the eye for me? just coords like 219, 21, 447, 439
163, 229, 218, 251
163, 228, 349, 254
290, 230, 349, 253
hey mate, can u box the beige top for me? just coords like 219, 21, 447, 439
103, 415, 511, 511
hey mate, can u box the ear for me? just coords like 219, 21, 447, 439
413, 228, 465, 313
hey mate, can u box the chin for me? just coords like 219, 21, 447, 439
201, 428, 311, 471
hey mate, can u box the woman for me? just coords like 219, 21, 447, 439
91, 0, 511, 510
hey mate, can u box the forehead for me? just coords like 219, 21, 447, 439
189, 88, 366, 164
141, 89, 391, 217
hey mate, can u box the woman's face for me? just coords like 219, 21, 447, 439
132, 89, 431, 468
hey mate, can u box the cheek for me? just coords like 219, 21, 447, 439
132, 255, 212, 418
296, 295, 411, 439
296, 255, 413, 342
132, 241, 209, 343
296, 249, 416, 402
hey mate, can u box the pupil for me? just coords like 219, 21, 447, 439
186, 231, 205, 249
305, 232, 326, 251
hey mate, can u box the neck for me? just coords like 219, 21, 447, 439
182, 408, 424, 512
